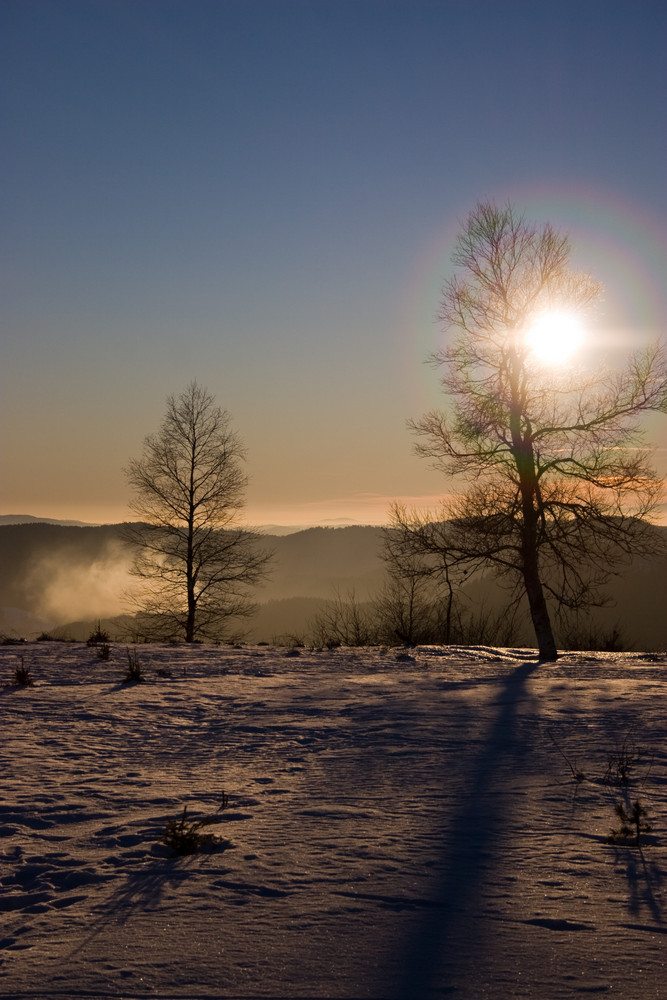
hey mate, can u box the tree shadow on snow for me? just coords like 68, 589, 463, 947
64, 855, 206, 962
611, 844, 664, 925
395, 657, 542, 998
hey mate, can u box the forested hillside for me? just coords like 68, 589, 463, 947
1, 522, 665, 649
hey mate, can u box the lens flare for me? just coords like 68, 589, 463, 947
525, 310, 584, 365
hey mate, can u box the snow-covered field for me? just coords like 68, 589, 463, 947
1, 641, 665, 999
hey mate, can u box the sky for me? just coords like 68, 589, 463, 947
1, 0, 666, 527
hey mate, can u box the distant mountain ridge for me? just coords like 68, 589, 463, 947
0, 522, 386, 641
0, 520, 665, 649
0, 515, 367, 535
0, 514, 98, 527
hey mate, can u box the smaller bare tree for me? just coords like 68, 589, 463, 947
381, 512, 521, 646
382, 508, 468, 645
372, 562, 439, 646
125, 382, 270, 642
309, 588, 377, 648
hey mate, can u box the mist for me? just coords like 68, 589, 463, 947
0, 524, 138, 635
1, 522, 666, 649
24, 542, 136, 624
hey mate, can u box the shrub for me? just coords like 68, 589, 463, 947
604, 734, 645, 786
272, 633, 306, 648
97, 642, 111, 661
547, 729, 585, 783
608, 800, 652, 847
13, 656, 34, 687
163, 794, 230, 855
309, 588, 378, 647
123, 647, 145, 683
449, 604, 521, 647
560, 623, 629, 652
87, 620, 111, 646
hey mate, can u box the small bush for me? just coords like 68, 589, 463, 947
309, 588, 377, 647
548, 729, 585, 783
97, 642, 111, 661
561, 623, 629, 652
13, 656, 33, 687
87, 620, 111, 646
608, 799, 652, 847
604, 735, 644, 786
123, 647, 145, 683
276, 633, 305, 648
163, 794, 230, 855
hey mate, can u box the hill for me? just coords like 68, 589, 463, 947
0, 514, 97, 526
0, 523, 384, 641
0, 521, 665, 649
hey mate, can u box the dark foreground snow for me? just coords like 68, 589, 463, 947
1, 642, 665, 998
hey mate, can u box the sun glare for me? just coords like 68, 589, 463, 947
525, 310, 585, 366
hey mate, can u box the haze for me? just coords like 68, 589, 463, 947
1, 1, 666, 527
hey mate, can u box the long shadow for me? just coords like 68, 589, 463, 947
611, 844, 664, 925
395, 658, 542, 998
63, 855, 202, 962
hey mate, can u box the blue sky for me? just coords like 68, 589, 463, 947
2, 0, 666, 525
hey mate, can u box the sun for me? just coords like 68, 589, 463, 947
525, 310, 585, 366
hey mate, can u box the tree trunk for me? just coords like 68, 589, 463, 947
185, 522, 196, 643
185, 455, 197, 643
508, 367, 558, 662
444, 578, 454, 645
522, 554, 558, 660
520, 512, 557, 660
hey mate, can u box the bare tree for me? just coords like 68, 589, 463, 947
125, 382, 270, 642
372, 559, 439, 646
309, 588, 377, 648
382, 511, 465, 645
381, 514, 521, 647
402, 201, 667, 660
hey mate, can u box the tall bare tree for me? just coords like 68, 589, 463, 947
400, 201, 667, 660
125, 382, 270, 642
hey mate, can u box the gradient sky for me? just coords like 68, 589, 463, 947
2, 0, 666, 527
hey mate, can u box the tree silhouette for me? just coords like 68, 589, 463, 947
400, 202, 667, 660
125, 382, 270, 642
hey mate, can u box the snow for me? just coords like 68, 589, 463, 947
1, 641, 665, 998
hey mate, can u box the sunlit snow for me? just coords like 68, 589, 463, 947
1, 642, 665, 998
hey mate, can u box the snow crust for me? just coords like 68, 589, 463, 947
1, 642, 665, 998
